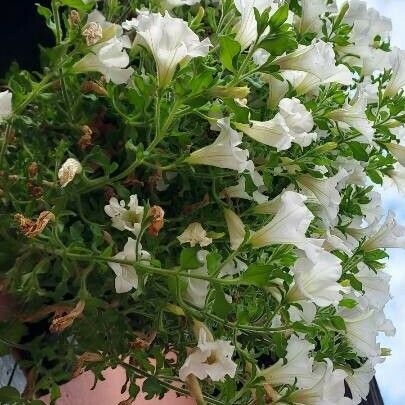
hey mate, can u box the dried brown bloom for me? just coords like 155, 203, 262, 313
27, 162, 39, 178
148, 205, 165, 236
123, 174, 144, 188
69, 10, 81, 25
80, 81, 108, 96
73, 352, 103, 378
82, 22, 103, 46
27, 183, 44, 199
104, 186, 116, 202
130, 330, 157, 350
14, 211, 55, 238
78, 125, 93, 150
49, 300, 85, 333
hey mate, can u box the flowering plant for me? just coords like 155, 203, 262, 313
0, 0, 403, 404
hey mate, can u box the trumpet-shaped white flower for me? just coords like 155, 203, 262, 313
108, 237, 151, 293
224, 208, 246, 250
297, 0, 337, 34
104, 195, 144, 236
261, 335, 316, 388
177, 222, 212, 247
184, 250, 210, 308
58, 158, 82, 187
345, 360, 375, 405
339, 307, 380, 357
276, 41, 353, 85
250, 191, 323, 261
236, 98, 316, 150
387, 162, 405, 194
186, 118, 252, 173
287, 251, 343, 307
344, 0, 392, 46
289, 359, 350, 405
134, 12, 211, 87
328, 92, 374, 142
73, 37, 134, 84
297, 169, 348, 225
363, 211, 405, 251
233, 0, 276, 50
0, 90, 12, 120
179, 327, 237, 381
386, 126, 405, 166
355, 263, 391, 310
385, 48, 405, 96
220, 177, 252, 200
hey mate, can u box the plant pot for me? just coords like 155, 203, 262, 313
39, 366, 196, 405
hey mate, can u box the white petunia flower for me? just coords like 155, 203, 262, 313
58, 158, 82, 187
177, 222, 213, 247
223, 208, 246, 250
261, 335, 317, 388
233, 0, 276, 50
275, 41, 353, 86
328, 91, 374, 143
385, 126, 405, 166
339, 307, 380, 357
385, 48, 405, 96
236, 98, 316, 150
186, 118, 252, 173
297, 169, 348, 226
345, 360, 375, 405
220, 177, 252, 200
289, 359, 350, 405
73, 37, 134, 84
179, 327, 237, 381
387, 162, 405, 194
108, 237, 151, 293
362, 211, 405, 251
287, 251, 343, 307
0, 90, 12, 121
184, 250, 210, 308
104, 195, 144, 236
297, 0, 337, 34
134, 12, 211, 87
249, 191, 324, 261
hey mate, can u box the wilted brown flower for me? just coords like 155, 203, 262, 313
82, 22, 103, 46
78, 125, 93, 150
27, 182, 44, 199
148, 205, 165, 236
80, 81, 108, 96
73, 352, 103, 378
182, 193, 210, 214
69, 10, 81, 26
14, 211, 55, 238
130, 330, 157, 350
27, 162, 39, 178
49, 300, 85, 333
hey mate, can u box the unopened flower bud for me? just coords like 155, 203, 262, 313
69, 10, 81, 26
27, 162, 39, 178
78, 125, 93, 150
209, 86, 250, 99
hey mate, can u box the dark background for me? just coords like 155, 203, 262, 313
0, 0, 53, 76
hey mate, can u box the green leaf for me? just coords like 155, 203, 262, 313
330, 316, 346, 331
0, 386, 20, 402
219, 36, 241, 72
180, 247, 201, 270
143, 376, 167, 400
213, 289, 233, 318
59, 0, 95, 11
349, 141, 368, 161
339, 298, 358, 309
269, 4, 289, 30
260, 34, 297, 56
240, 264, 273, 286
207, 252, 222, 275
36, 4, 56, 36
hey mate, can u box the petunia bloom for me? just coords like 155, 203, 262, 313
223, 208, 246, 250
179, 327, 237, 381
104, 195, 144, 236
133, 11, 211, 87
177, 222, 213, 247
287, 251, 343, 307
108, 238, 151, 293
186, 118, 253, 173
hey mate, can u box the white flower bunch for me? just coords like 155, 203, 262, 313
2, 0, 404, 403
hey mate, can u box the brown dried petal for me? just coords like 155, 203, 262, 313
49, 300, 85, 333
14, 211, 55, 238
147, 205, 165, 236
73, 352, 103, 378
80, 81, 108, 96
